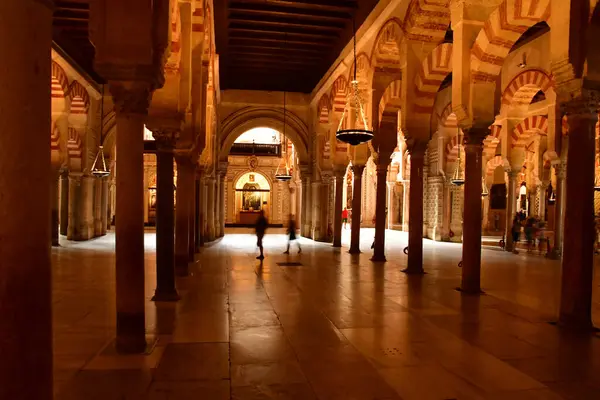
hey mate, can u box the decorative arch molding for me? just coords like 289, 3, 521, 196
371, 18, 404, 74
471, 0, 551, 82
51, 61, 69, 99
329, 75, 348, 114
511, 115, 548, 148
403, 0, 451, 43
486, 155, 510, 176
231, 168, 273, 192
378, 79, 402, 122
68, 81, 90, 115
67, 127, 83, 171
347, 52, 372, 88
414, 42, 453, 114
317, 94, 330, 124
483, 124, 502, 158
501, 68, 554, 106
439, 104, 458, 128
219, 107, 309, 163
446, 134, 465, 163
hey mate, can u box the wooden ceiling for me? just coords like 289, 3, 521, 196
215, 0, 380, 93
52, 0, 103, 82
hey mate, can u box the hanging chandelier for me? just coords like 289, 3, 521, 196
91, 84, 110, 177
595, 155, 600, 192
451, 128, 465, 186
481, 177, 489, 197
335, 18, 373, 146
275, 90, 293, 182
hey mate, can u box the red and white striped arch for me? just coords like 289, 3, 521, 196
439, 104, 458, 128
51, 61, 69, 99
502, 68, 554, 106
371, 18, 403, 74
67, 127, 82, 164
50, 122, 61, 154
486, 155, 507, 176
348, 53, 372, 88
471, 0, 551, 82
414, 43, 453, 115
446, 134, 465, 163
483, 125, 502, 159
192, 0, 204, 33
166, 1, 182, 71
317, 94, 330, 124
511, 115, 548, 148
329, 75, 348, 114
378, 80, 402, 123
69, 81, 90, 115
403, 0, 451, 43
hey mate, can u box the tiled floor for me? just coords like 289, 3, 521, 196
52, 228, 600, 399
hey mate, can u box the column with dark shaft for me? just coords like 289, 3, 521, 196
372, 157, 391, 261
404, 144, 426, 273
549, 162, 567, 259
152, 130, 179, 301
196, 167, 205, 247
175, 157, 192, 276
206, 176, 216, 241
349, 164, 365, 254
188, 170, 196, 261
504, 170, 518, 252
559, 95, 598, 329
110, 83, 152, 353
0, 0, 53, 397
460, 129, 486, 293
51, 171, 60, 246
60, 170, 69, 236
219, 171, 226, 237
332, 170, 344, 247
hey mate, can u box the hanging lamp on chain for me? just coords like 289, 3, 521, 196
594, 155, 600, 192
450, 127, 465, 186
335, 18, 373, 146
275, 90, 293, 182
91, 84, 111, 178
481, 177, 489, 197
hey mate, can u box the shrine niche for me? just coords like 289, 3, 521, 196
234, 171, 271, 225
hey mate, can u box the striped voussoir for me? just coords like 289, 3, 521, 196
372, 19, 403, 74
329, 75, 348, 114
317, 94, 330, 124
403, 0, 451, 43
69, 81, 90, 115
414, 43, 452, 115
486, 155, 506, 176
50, 123, 61, 153
348, 53, 371, 86
51, 61, 68, 99
439, 104, 457, 128
67, 128, 82, 160
446, 134, 465, 163
471, 0, 551, 82
191, 2, 204, 33
483, 125, 502, 159
502, 68, 553, 106
511, 115, 548, 148
378, 80, 402, 124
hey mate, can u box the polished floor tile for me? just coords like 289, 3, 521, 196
52, 229, 600, 399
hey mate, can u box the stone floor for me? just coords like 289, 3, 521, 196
52, 228, 600, 399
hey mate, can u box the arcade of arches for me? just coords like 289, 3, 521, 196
3, 0, 600, 399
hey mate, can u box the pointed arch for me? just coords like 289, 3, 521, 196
471, 0, 551, 82
512, 115, 549, 148
502, 68, 554, 106
414, 42, 453, 114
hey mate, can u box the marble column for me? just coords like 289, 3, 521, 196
94, 177, 103, 236
504, 170, 518, 252
60, 171, 69, 236
194, 177, 201, 250
110, 83, 152, 353
175, 159, 192, 276
550, 162, 567, 259
405, 147, 425, 273
196, 168, 205, 247
559, 97, 597, 329
188, 171, 197, 262
51, 172, 60, 246
0, 0, 53, 396
460, 130, 486, 294
311, 180, 322, 240
206, 176, 216, 242
301, 176, 311, 237
101, 178, 109, 235
349, 164, 365, 254
214, 176, 221, 238
152, 130, 179, 301
67, 173, 82, 240
332, 171, 344, 247
201, 176, 208, 242
372, 159, 390, 261
219, 173, 226, 237
539, 181, 548, 221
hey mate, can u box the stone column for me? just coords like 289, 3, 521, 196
206, 176, 216, 241
67, 173, 82, 240
550, 162, 567, 259
196, 168, 205, 247
201, 176, 208, 241
60, 171, 69, 236
559, 96, 597, 329
214, 176, 221, 238
175, 158, 193, 276
332, 170, 344, 247
372, 158, 391, 261
188, 171, 197, 262
94, 177, 103, 236
405, 146, 425, 273
461, 130, 486, 294
0, 0, 53, 396
110, 83, 152, 353
311, 180, 322, 240
194, 177, 201, 250
219, 172, 226, 237
301, 175, 311, 237
101, 178, 109, 235
152, 130, 179, 301
349, 164, 365, 254
402, 181, 410, 232
539, 181, 548, 221
504, 170, 518, 252
51, 172, 60, 246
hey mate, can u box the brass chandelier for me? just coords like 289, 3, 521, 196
91, 84, 110, 178
275, 90, 293, 182
450, 127, 465, 186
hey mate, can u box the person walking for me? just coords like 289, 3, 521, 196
511, 215, 521, 254
255, 210, 268, 260
342, 208, 349, 230
284, 214, 301, 254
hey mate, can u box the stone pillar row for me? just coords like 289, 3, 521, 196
349, 164, 365, 254
372, 155, 391, 262
332, 169, 345, 247
405, 143, 426, 273
504, 170, 518, 252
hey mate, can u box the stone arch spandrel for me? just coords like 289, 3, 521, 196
403, 0, 451, 43
219, 107, 309, 163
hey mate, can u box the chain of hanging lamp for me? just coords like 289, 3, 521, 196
275, 32, 293, 182
450, 127, 465, 186
335, 17, 373, 146
91, 84, 110, 177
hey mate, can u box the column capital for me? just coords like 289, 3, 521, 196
153, 130, 179, 151
405, 139, 428, 156
351, 164, 365, 176
333, 168, 346, 179
174, 150, 196, 167
109, 82, 153, 115
464, 126, 488, 146
555, 162, 567, 179
562, 89, 600, 117
506, 170, 520, 180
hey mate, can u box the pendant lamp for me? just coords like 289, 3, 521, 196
595, 156, 600, 192
335, 18, 373, 146
450, 128, 465, 186
275, 90, 293, 182
91, 84, 110, 177
481, 177, 489, 197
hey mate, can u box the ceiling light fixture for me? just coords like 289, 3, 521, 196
335, 18, 373, 146
91, 84, 110, 178
451, 127, 465, 186
275, 32, 293, 182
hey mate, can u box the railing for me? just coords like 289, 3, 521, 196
230, 142, 281, 156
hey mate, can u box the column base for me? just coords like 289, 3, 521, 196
547, 248, 561, 260
52, 241, 60, 247
348, 247, 361, 254
402, 267, 425, 275
371, 255, 386, 262
550, 319, 598, 332
456, 287, 485, 295
151, 289, 180, 302
332, 241, 341, 248
116, 312, 147, 354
